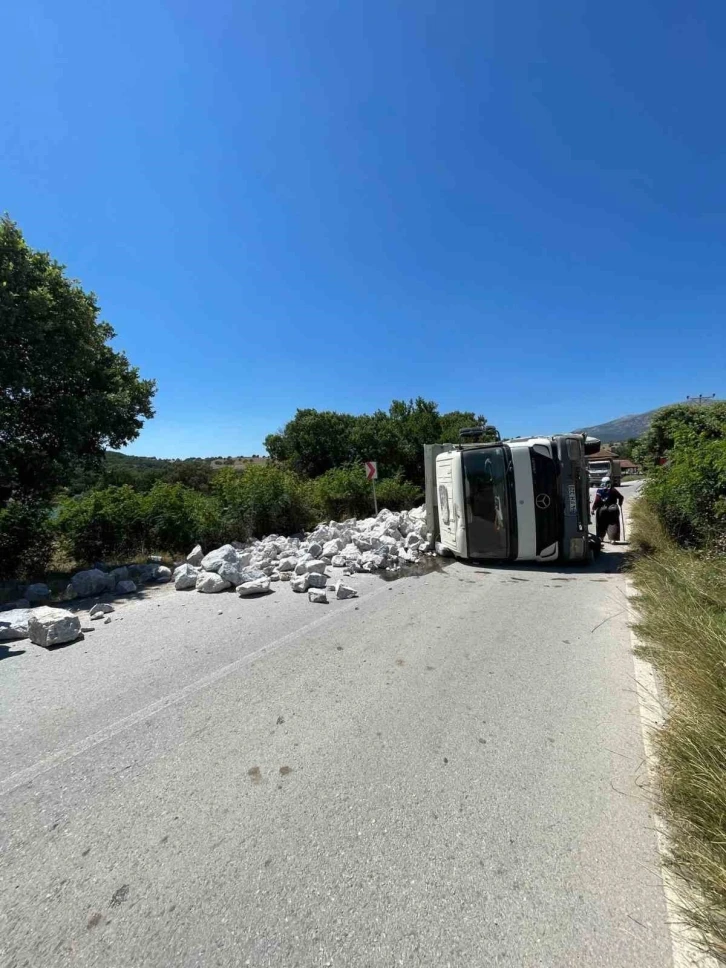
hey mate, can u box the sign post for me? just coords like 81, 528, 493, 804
365, 461, 378, 514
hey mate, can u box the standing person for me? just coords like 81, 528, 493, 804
592, 477, 625, 542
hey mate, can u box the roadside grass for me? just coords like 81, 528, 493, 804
630, 498, 726, 961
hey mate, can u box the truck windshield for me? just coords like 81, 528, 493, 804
462, 447, 510, 558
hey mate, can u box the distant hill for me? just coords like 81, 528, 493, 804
576, 407, 665, 443
107, 452, 268, 470
576, 400, 724, 443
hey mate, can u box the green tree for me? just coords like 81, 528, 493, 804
348, 409, 402, 474
634, 402, 726, 466
0, 216, 156, 506
385, 399, 498, 483
385, 398, 442, 484
166, 459, 214, 493
264, 399, 500, 487
264, 409, 357, 477
611, 438, 639, 461
439, 410, 498, 444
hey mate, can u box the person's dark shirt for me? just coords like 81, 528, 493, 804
592, 486, 624, 512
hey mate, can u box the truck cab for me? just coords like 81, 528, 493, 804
425, 434, 597, 563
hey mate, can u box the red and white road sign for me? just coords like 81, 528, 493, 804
365, 461, 378, 481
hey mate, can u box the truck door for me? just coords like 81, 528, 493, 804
435, 453, 466, 556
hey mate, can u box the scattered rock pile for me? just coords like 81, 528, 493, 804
0, 506, 432, 647
173, 506, 432, 602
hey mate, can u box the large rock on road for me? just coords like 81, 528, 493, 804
27, 607, 82, 648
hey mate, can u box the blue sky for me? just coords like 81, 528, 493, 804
4, 0, 725, 457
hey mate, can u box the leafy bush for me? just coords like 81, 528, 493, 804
312, 465, 422, 520
212, 464, 314, 538
143, 482, 224, 553
56, 486, 146, 564
0, 500, 54, 579
311, 465, 375, 520
187, 490, 233, 550
634, 401, 726, 467
55, 482, 234, 563
374, 475, 423, 512
643, 437, 726, 547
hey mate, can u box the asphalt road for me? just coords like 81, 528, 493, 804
0, 482, 673, 967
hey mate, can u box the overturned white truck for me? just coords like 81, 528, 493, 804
424, 433, 601, 564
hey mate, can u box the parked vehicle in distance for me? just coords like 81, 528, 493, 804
425, 433, 601, 563
588, 458, 621, 487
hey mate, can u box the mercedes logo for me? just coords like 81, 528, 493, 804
535, 493, 551, 510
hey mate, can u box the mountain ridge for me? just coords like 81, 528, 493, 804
576, 400, 723, 443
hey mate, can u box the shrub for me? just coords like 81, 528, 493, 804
0, 500, 54, 579
634, 401, 726, 466
55, 482, 233, 563
212, 464, 314, 538
55, 485, 145, 564
143, 482, 225, 554
187, 490, 232, 549
312, 465, 422, 520
374, 474, 423, 512
311, 465, 374, 520
643, 437, 726, 547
